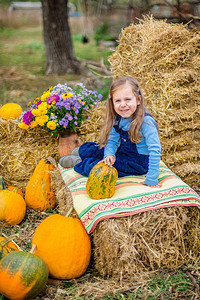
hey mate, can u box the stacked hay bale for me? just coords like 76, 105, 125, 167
79, 17, 200, 280
108, 16, 200, 189
0, 118, 59, 191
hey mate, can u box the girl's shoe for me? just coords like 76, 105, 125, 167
59, 155, 81, 168
71, 147, 79, 156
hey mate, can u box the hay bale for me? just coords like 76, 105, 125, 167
54, 173, 200, 280
108, 16, 200, 189
67, 19, 200, 279
0, 117, 59, 191
50, 163, 78, 218
92, 207, 200, 280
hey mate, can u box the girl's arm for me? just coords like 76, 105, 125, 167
104, 126, 121, 159
140, 116, 161, 186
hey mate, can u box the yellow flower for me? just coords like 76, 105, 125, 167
63, 92, 73, 99
18, 122, 29, 130
30, 120, 38, 128
33, 97, 41, 104
32, 103, 48, 116
32, 109, 40, 117
35, 115, 49, 126
41, 90, 51, 101
47, 120, 57, 130
38, 102, 48, 115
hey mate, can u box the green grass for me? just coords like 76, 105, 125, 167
0, 26, 112, 108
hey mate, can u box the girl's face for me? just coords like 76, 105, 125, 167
112, 84, 140, 119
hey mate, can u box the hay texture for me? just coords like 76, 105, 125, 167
92, 207, 200, 280
0, 118, 59, 192
108, 16, 200, 189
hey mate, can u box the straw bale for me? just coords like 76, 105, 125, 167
51, 166, 200, 280
0, 117, 59, 192
92, 207, 200, 280
78, 101, 106, 143
50, 163, 78, 218
108, 16, 200, 189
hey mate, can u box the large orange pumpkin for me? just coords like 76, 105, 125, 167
86, 162, 118, 199
0, 248, 48, 300
25, 159, 56, 211
0, 189, 26, 226
0, 235, 20, 260
32, 213, 91, 279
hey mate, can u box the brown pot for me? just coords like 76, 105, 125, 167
58, 129, 82, 157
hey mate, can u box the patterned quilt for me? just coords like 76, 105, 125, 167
59, 162, 200, 234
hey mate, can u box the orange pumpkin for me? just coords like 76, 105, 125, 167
0, 176, 23, 197
7, 186, 23, 197
32, 213, 91, 279
25, 159, 56, 211
0, 189, 26, 226
86, 162, 118, 199
0, 246, 48, 300
0, 235, 20, 260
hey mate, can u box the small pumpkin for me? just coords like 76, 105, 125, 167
25, 159, 56, 211
0, 245, 48, 300
86, 162, 118, 200
8, 186, 23, 197
0, 189, 26, 226
32, 211, 91, 279
0, 176, 24, 197
0, 234, 20, 260
0, 103, 22, 120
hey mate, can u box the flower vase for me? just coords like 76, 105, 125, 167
58, 129, 82, 157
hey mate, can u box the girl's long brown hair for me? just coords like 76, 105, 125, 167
99, 76, 145, 147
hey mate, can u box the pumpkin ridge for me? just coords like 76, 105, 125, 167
0, 251, 48, 300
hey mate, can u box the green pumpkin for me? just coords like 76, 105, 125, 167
86, 162, 118, 200
0, 249, 49, 300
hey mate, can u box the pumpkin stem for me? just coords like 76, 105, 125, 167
65, 206, 74, 217
30, 244, 37, 254
0, 176, 7, 190
0, 233, 20, 248
46, 156, 57, 167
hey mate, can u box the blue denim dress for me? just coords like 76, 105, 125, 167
74, 114, 151, 178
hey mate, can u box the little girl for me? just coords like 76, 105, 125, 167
59, 76, 161, 187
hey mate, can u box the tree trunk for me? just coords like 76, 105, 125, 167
41, 0, 80, 75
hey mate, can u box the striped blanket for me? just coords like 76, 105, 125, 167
59, 162, 200, 234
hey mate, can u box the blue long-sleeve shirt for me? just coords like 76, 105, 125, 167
104, 116, 161, 185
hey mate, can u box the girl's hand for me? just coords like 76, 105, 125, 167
103, 155, 115, 166
141, 182, 161, 188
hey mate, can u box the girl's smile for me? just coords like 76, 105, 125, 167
112, 84, 140, 118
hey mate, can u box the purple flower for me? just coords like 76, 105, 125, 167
36, 100, 42, 108
74, 121, 78, 125
74, 103, 81, 109
23, 110, 34, 125
63, 120, 69, 128
64, 104, 71, 110
47, 94, 60, 105
98, 94, 103, 101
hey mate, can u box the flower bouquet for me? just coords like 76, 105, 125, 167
18, 83, 103, 136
